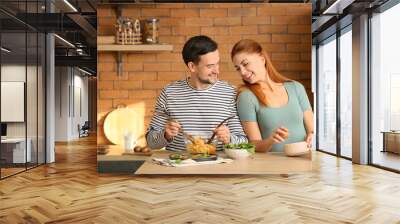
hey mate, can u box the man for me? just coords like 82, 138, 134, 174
146, 35, 247, 151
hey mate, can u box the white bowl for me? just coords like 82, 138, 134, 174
224, 148, 250, 160
284, 141, 310, 157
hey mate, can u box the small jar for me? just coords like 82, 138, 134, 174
143, 18, 159, 44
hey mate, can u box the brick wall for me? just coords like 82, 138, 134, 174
97, 3, 312, 145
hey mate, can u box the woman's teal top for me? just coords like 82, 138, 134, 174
237, 81, 311, 152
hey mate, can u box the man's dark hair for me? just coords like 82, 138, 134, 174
182, 35, 218, 65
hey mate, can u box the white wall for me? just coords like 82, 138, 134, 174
54, 67, 89, 141
55, 67, 69, 141
72, 73, 89, 138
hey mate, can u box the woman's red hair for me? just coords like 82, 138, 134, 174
231, 39, 291, 106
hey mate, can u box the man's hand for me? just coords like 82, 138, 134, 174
164, 120, 181, 141
214, 125, 230, 144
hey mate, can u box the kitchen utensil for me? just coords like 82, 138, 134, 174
206, 115, 236, 144
154, 111, 194, 143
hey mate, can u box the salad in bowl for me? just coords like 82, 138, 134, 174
184, 131, 217, 155
223, 143, 256, 159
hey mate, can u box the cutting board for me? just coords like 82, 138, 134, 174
103, 107, 143, 146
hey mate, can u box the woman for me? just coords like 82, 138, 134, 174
231, 39, 314, 152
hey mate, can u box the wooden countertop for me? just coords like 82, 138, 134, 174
97, 145, 312, 175
97, 145, 152, 161
136, 151, 312, 175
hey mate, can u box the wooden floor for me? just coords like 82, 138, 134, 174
1, 167, 26, 178
1, 136, 400, 223
372, 151, 400, 171
1, 163, 46, 178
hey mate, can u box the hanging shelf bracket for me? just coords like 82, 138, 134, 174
117, 52, 123, 76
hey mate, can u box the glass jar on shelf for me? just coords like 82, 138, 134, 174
143, 18, 159, 44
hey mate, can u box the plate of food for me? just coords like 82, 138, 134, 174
168, 153, 217, 163
169, 153, 190, 160
191, 154, 218, 162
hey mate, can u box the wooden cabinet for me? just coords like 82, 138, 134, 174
382, 131, 400, 154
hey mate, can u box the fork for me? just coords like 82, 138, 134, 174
154, 111, 194, 143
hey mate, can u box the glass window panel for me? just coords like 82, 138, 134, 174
340, 28, 352, 158
317, 36, 337, 154
1, 30, 27, 177
38, 32, 45, 165
371, 3, 400, 171
0, 0, 47, 178
27, 31, 38, 169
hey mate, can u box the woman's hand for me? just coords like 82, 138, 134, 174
304, 132, 313, 148
269, 127, 289, 144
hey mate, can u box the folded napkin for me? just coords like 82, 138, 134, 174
152, 157, 233, 167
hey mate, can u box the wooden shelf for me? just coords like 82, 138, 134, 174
97, 36, 173, 52
98, 44, 173, 52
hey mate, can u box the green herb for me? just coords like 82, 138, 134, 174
191, 154, 210, 159
174, 159, 182, 164
223, 143, 256, 154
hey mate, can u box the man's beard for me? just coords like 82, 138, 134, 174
199, 75, 217, 84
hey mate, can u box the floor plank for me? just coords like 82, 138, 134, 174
0, 136, 399, 223
372, 151, 400, 170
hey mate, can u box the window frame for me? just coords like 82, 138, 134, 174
315, 24, 353, 160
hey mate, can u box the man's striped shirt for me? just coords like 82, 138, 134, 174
146, 79, 248, 151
